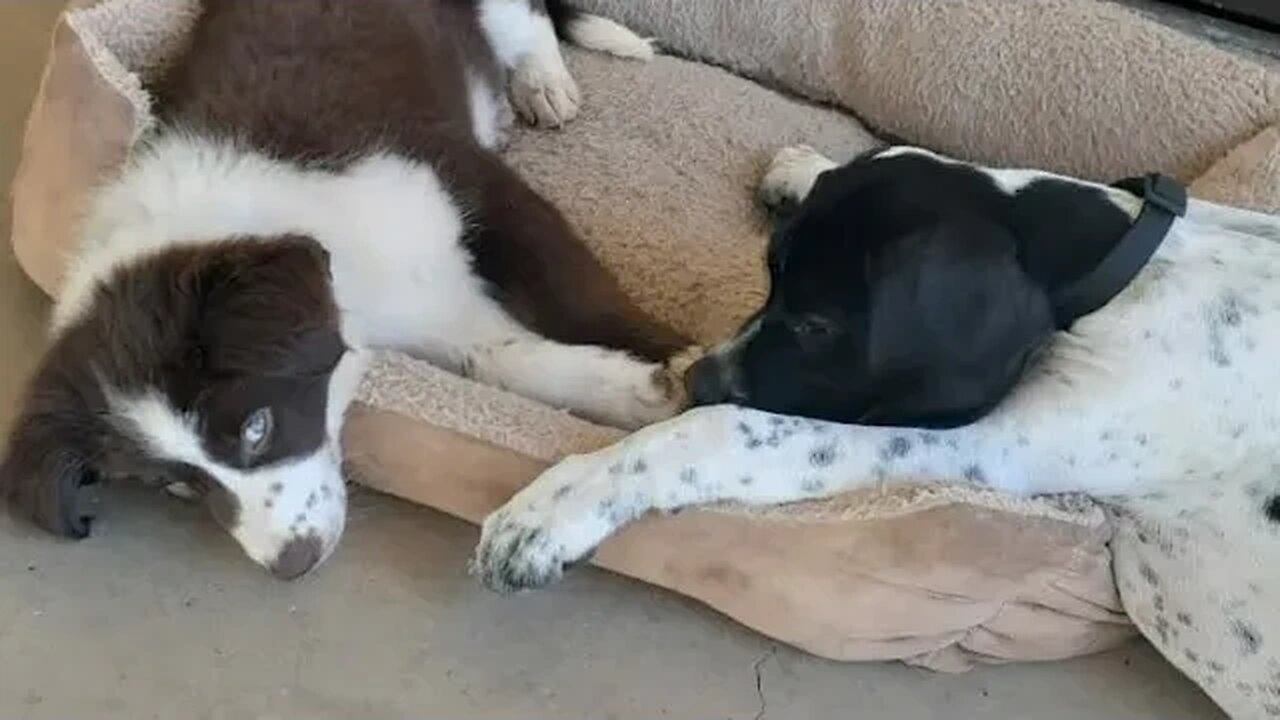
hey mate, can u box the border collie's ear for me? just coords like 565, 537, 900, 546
0, 375, 101, 539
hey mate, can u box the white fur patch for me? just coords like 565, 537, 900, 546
466, 68, 508, 150
758, 145, 838, 209
56, 135, 527, 366
477, 0, 538, 68
109, 388, 349, 574
463, 337, 679, 430
561, 14, 655, 60
874, 146, 1142, 217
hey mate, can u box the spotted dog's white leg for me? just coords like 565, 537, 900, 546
462, 338, 683, 430
478, 0, 580, 128
472, 352, 1217, 591
758, 145, 839, 209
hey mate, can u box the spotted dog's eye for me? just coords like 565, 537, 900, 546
240, 407, 274, 461
788, 315, 837, 340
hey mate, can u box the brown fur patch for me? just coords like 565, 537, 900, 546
0, 236, 340, 536
155, 0, 688, 360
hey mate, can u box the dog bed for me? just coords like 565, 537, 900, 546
8, 0, 1279, 700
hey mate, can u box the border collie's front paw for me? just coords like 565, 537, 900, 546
164, 481, 201, 502
759, 145, 836, 210
471, 455, 617, 593
511, 57, 581, 128
615, 364, 684, 429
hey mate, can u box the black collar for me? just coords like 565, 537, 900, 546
1051, 173, 1187, 326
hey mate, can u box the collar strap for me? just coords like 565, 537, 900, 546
1051, 173, 1187, 326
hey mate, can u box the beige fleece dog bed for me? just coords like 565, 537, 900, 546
9, 0, 1280, 680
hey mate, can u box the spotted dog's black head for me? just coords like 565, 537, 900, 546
685, 147, 1137, 427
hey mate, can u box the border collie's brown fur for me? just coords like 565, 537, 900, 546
1, 0, 687, 579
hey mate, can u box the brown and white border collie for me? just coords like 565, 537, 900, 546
0, 0, 690, 579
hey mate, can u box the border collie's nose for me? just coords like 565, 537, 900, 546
271, 534, 324, 580
685, 356, 729, 406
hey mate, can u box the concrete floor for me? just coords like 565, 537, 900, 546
0, 3, 1233, 719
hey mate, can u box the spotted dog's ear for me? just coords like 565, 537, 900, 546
0, 366, 103, 539
862, 219, 1055, 428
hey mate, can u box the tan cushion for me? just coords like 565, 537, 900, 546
576, 0, 1280, 190
15, 0, 1278, 686
1191, 124, 1280, 213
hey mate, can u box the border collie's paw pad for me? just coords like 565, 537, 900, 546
470, 456, 614, 593
511, 57, 581, 128
759, 145, 831, 209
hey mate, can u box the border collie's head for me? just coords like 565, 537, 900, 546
0, 234, 366, 579
685, 150, 1066, 428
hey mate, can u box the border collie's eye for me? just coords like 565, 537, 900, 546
240, 407, 274, 460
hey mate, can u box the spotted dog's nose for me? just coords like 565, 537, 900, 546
270, 533, 324, 580
685, 356, 730, 406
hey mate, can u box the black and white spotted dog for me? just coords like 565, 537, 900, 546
473, 144, 1280, 597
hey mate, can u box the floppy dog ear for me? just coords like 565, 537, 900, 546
0, 368, 103, 539
862, 219, 1055, 428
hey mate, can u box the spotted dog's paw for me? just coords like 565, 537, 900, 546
758, 145, 834, 210
471, 454, 622, 593
511, 54, 581, 128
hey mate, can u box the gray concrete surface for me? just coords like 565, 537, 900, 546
0, 3, 1240, 718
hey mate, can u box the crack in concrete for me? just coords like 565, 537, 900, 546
751, 645, 778, 720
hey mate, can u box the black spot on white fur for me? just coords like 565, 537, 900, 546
1265, 494, 1280, 523
1139, 562, 1161, 587
1232, 619, 1263, 656
879, 436, 912, 462
1205, 290, 1258, 368
809, 444, 837, 468
801, 477, 826, 493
